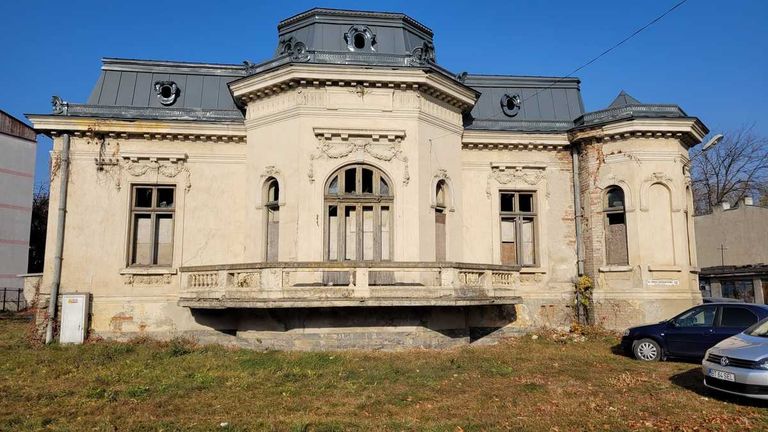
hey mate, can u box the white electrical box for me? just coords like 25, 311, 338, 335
60, 293, 89, 344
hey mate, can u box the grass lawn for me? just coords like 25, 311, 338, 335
1, 313, 766, 431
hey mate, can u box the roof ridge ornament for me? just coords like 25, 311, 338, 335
51, 96, 69, 115
277, 36, 310, 62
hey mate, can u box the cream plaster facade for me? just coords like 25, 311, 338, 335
28, 9, 708, 349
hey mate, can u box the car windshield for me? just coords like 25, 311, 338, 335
746, 318, 768, 337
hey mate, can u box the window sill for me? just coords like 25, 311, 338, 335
519, 267, 546, 274
599, 265, 633, 273
647, 265, 682, 272
120, 268, 177, 275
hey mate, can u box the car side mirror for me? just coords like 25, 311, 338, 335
669, 319, 679, 328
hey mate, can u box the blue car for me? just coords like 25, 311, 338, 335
621, 303, 768, 361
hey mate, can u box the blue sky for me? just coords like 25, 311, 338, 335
1, 0, 766, 187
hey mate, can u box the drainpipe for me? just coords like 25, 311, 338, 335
45, 132, 70, 344
571, 144, 584, 276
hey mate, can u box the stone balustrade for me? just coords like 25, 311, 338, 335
178, 261, 522, 309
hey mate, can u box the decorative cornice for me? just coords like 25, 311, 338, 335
568, 118, 708, 147
27, 115, 246, 142
230, 64, 476, 111
462, 130, 569, 151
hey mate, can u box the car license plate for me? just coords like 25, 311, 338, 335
708, 369, 735, 382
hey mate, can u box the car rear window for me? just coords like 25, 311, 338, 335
720, 307, 758, 328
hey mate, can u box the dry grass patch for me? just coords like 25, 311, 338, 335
0, 313, 767, 431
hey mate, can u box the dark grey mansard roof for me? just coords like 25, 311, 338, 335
71, 58, 246, 121
462, 75, 585, 132
37, 8, 697, 134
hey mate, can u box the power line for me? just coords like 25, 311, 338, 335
520, 0, 689, 105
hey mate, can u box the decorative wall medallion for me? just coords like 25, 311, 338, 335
309, 129, 409, 186
500, 93, 521, 117
154, 81, 180, 106
486, 164, 546, 197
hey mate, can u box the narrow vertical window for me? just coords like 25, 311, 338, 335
129, 185, 175, 266
604, 186, 628, 265
265, 178, 280, 262
499, 191, 537, 266
435, 180, 448, 261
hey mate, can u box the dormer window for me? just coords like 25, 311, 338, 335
344, 26, 376, 52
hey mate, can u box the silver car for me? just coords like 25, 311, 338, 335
702, 317, 768, 400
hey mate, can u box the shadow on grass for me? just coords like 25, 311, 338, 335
669, 367, 768, 408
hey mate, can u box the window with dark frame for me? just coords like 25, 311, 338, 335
325, 164, 393, 262
604, 186, 629, 265
499, 191, 536, 266
265, 178, 280, 262
435, 180, 448, 262
129, 185, 175, 266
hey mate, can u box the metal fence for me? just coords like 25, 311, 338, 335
0, 288, 26, 312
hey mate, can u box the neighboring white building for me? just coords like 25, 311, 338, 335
28, 9, 708, 349
0, 110, 37, 295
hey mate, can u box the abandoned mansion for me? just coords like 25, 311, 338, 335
27, 8, 709, 349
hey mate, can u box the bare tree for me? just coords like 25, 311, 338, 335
690, 125, 768, 215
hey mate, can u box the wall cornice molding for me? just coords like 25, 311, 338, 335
230, 64, 476, 111
27, 115, 246, 143
568, 118, 707, 147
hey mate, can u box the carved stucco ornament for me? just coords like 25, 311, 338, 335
486, 165, 546, 197
102, 153, 191, 192
122, 273, 173, 285
309, 130, 409, 186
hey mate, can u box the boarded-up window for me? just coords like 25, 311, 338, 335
604, 186, 628, 265
499, 192, 537, 266
129, 185, 175, 266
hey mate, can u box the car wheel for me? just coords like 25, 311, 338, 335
632, 338, 662, 361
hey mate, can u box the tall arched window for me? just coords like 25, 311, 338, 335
604, 186, 628, 265
264, 177, 280, 262
325, 164, 393, 261
435, 180, 448, 261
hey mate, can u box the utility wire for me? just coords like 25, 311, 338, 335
520, 0, 689, 104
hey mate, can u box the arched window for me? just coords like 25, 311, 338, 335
604, 186, 628, 265
435, 180, 448, 261
325, 164, 393, 261
264, 177, 280, 262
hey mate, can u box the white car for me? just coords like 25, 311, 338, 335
702, 317, 768, 400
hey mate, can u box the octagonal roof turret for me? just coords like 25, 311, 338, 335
245, 8, 438, 74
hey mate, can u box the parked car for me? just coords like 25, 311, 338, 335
621, 303, 768, 361
702, 317, 768, 400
